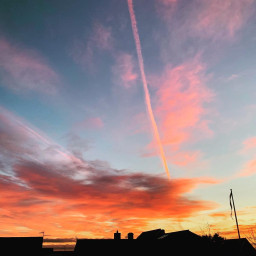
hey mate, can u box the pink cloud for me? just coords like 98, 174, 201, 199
156, 0, 177, 19
70, 23, 113, 71
159, 0, 177, 4
192, 0, 254, 40
157, 61, 212, 142
142, 59, 213, 167
141, 148, 202, 167
0, 38, 59, 94
74, 117, 104, 130
112, 52, 138, 88
227, 74, 240, 81
240, 159, 256, 177
241, 137, 256, 153
157, 0, 254, 41
239, 137, 256, 177
168, 151, 202, 167
92, 23, 113, 50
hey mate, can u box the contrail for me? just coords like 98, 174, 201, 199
127, 0, 170, 179
1, 107, 84, 165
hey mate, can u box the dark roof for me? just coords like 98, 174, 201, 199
221, 238, 256, 256
0, 236, 43, 244
136, 229, 165, 240
75, 239, 114, 250
75, 239, 137, 255
157, 230, 208, 254
158, 230, 201, 240
0, 237, 43, 253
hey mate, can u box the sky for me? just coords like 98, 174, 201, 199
0, 0, 256, 249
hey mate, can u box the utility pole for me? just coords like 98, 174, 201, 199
230, 189, 241, 239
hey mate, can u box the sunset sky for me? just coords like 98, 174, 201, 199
0, 0, 256, 249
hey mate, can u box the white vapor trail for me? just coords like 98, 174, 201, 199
127, 0, 170, 179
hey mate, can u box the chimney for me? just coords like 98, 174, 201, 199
114, 230, 121, 240
128, 232, 134, 240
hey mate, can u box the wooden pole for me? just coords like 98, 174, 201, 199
230, 189, 241, 239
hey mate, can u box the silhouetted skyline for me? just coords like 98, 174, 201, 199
1, 228, 255, 256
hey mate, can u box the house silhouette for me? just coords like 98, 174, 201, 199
0, 236, 43, 255
1, 229, 255, 255
74, 229, 256, 256
218, 238, 256, 256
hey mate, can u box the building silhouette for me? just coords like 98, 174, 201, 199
0, 236, 43, 255
1, 229, 255, 255
74, 229, 256, 256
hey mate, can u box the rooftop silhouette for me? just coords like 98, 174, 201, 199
0, 228, 255, 256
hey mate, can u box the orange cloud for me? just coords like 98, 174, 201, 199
0, 161, 218, 236
209, 212, 229, 218
0, 107, 219, 239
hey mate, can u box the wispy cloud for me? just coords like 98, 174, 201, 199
238, 137, 256, 177
241, 137, 256, 154
65, 133, 90, 160
156, 60, 213, 146
157, 0, 254, 41
240, 159, 256, 177
142, 58, 213, 167
92, 22, 113, 50
112, 52, 138, 89
70, 22, 113, 71
191, 0, 254, 40
74, 117, 104, 130
0, 38, 59, 94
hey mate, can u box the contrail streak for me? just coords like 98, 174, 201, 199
127, 0, 170, 179
1, 107, 84, 165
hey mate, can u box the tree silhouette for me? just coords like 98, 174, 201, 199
202, 233, 225, 246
